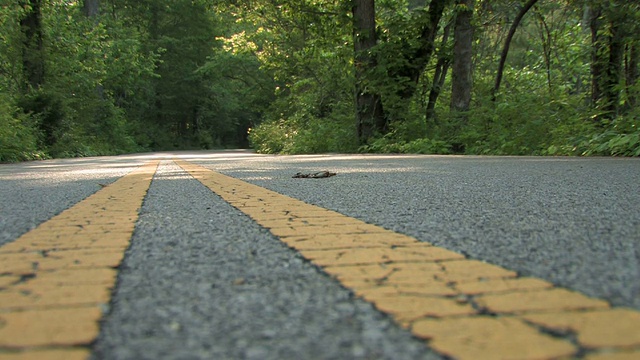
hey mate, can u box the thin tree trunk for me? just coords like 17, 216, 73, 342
492, 0, 539, 100
353, 0, 385, 143
414, 0, 448, 87
83, 0, 104, 99
413, 0, 447, 91
426, 20, 453, 122
626, 44, 638, 108
20, 0, 45, 91
450, 0, 475, 112
534, 9, 552, 92
390, 0, 448, 102
590, 4, 605, 107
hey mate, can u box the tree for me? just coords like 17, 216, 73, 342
411, 0, 449, 97
83, 0, 99, 17
3, 0, 640, 159
588, 0, 640, 119
426, 19, 453, 121
625, 44, 638, 108
353, 0, 386, 143
124, 0, 223, 148
389, 0, 449, 101
492, 0, 539, 100
82, 0, 104, 100
20, 0, 44, 91
352, 0, 449, 143
450, 0, 475, 112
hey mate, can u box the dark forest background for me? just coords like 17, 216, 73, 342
1, 0, 639, 162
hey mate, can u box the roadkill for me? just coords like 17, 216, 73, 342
292, 171, 337, 179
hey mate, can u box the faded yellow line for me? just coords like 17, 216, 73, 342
0, 161, 158, 360
176, 159, 640, 360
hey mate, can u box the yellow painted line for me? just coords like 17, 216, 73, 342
176, 159, 640, 360
0, 161, 158, 360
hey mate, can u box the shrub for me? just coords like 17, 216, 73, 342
0, 95, 46, 162
360, 134, 451, 154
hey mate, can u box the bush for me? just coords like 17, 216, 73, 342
0, 95, 46, 162
16, 91, 66, 150
360, 134, 451, 154
249, 87, 358, 154
43, 94, 140, 158
580, 114, 640, 156
249, 113, 358, 154
248, 119, 293, 154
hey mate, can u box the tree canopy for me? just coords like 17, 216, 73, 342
1, 0, 639, 161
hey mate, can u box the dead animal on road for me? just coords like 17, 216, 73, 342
292, 171, 337, 179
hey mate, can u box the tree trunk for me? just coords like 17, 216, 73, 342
589, 2, 630, 119
450, 0, 475, 112
83, 0, 104, 99
352, 0, 385, 143
534, 10, 552, 91
404, 0, 448, 99
83, 0, 100, 17
492, 0, 539, 100
604, 22, 624, 116
415, 0, 448, 87
20, 0, 45, 91
386, 0, 447, 104
590, 5, 605, 107
626, 44, 638, 108
426, 20, 453, 122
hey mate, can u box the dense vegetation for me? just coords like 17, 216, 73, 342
1, 0, 639, 162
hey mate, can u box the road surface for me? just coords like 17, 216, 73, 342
0, 151, 639, 360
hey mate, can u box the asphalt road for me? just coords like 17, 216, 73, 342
1, 151, 639, 359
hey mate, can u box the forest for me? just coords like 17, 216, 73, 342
1, 0, 639, 162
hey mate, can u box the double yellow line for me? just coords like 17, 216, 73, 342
1, 160, 638, 360
0, 161, 158, 360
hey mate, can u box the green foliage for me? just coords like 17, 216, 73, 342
227, 0, 358, 153
1, 0, 261, 160
0, 94, 45, 162
39, 2, 151, 157
247, 118, 297, 154
361, 134, 452, 154
244, 0, 640, 157
52, 100, 138, 158
249, 99, 358, 154
16, 90, 66, 149
581, 116, 640, 156
1, 0, 639, 160
358, 106, 451, 154
0, 3, 24, 94
196, 46, 275, 148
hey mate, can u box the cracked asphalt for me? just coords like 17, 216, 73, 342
192, 153, 640, 311
1, 151, 639, 359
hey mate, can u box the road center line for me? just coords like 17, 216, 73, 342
0, 161, 158, 360
176, 159, 640, 360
